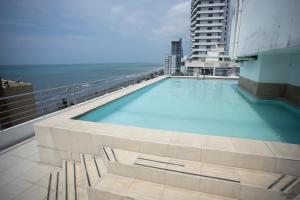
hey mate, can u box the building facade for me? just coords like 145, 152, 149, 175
165, 38, 183, 75
164, 55, 177, 76
229, 0, 300, 106
171, 38, 183, 70
189, 0, 230, 61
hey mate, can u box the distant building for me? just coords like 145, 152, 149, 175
164, 55, 177, 76
165, 38, 183, 75
0, 79, 37, 129
171, 38, 183, 73
189, 0, 230, 61
184, 0, 238, 77
171, 38, 183, 70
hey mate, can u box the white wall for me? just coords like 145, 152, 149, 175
259, 54, 290, 84
288, 53, 300, 87
239, 57, 261, 82
240, 52, 300, 86
236, 0, 300, 57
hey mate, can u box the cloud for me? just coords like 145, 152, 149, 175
168, 1, 190, 16
153, 1, 190, 39
0, 0, 191, 64
111, 5, 124, 16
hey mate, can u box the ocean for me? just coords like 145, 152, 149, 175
0, 63, 162, 91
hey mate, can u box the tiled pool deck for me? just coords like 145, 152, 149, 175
0, 138, 60, 200
5, 76, 297, 200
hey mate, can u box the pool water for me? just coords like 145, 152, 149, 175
77, 78, 300, 144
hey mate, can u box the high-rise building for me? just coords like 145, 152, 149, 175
164, 55, 177, 76
171, 38, 183, 71
165, 38, 183, 75
189, 0, 230, 61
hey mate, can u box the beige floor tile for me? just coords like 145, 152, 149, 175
26, 139, 38, 147
201, 163, 239, 182
265, 142, 300, 160
170, 133, 202, 148
202, 136, 235, 152
139, 140, 169, 157
237, 168, 280, 188
14, 185, 47, 200
199, 192, 237, 200
26, 152, 41, 163
165, 171, 201, 191
167, 144, 201, 162
113, 148, 138, 165
128, 179, 164, 200
0, 179, 31, 200
1, 159, 37, 178
0, 156, 23, 172
0, 173, 15, 188
231, 139, 274, 157
36, 168, 62, 191
19, 164, 54, 183
8, 145, 38, 159
162, 186, 201, 200
199, 177, 240, 199
95, 175, 132, 196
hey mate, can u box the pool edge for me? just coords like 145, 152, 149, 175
33, 76, 300, 176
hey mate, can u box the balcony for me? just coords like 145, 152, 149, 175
192, 10, 225, 19
192, 3, 226, 14
194, 36, 221, 39
192, 16, 225, 21
195, 29, 222, 33
192, 42, 217, 46
196, 23, 223, 27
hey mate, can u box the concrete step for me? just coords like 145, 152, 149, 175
46, 168, 63, 200
94, 174, 238, 200
80, 153, 238, 200
80, 154, 104, 188
62, 160, 88, 200
101, 146, 300, 200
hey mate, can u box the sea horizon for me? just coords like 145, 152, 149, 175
0, 63, 163, 91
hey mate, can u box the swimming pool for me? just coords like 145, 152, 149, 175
77, 78, 300, 144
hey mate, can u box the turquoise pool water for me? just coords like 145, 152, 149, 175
77, 78, 300, 144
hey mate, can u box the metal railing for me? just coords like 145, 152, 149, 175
164, 67, 240, 77
0, 68, 164, 131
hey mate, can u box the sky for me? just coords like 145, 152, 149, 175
0, 0, 190, 65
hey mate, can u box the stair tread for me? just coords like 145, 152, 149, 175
94, 174, 237, 200
272, 175, 297, 191
104, 147, 294, 189
83, 154, 101, 187
66, 161, 76, 200
63, 160, 88, 200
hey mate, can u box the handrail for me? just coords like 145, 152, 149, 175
0, 68, 164, 131
0, 68, 162, 101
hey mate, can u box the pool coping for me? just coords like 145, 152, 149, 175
33, 76, 300, 176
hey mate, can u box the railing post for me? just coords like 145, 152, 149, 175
73, 86, 77, 106
67, 87, 70, 108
